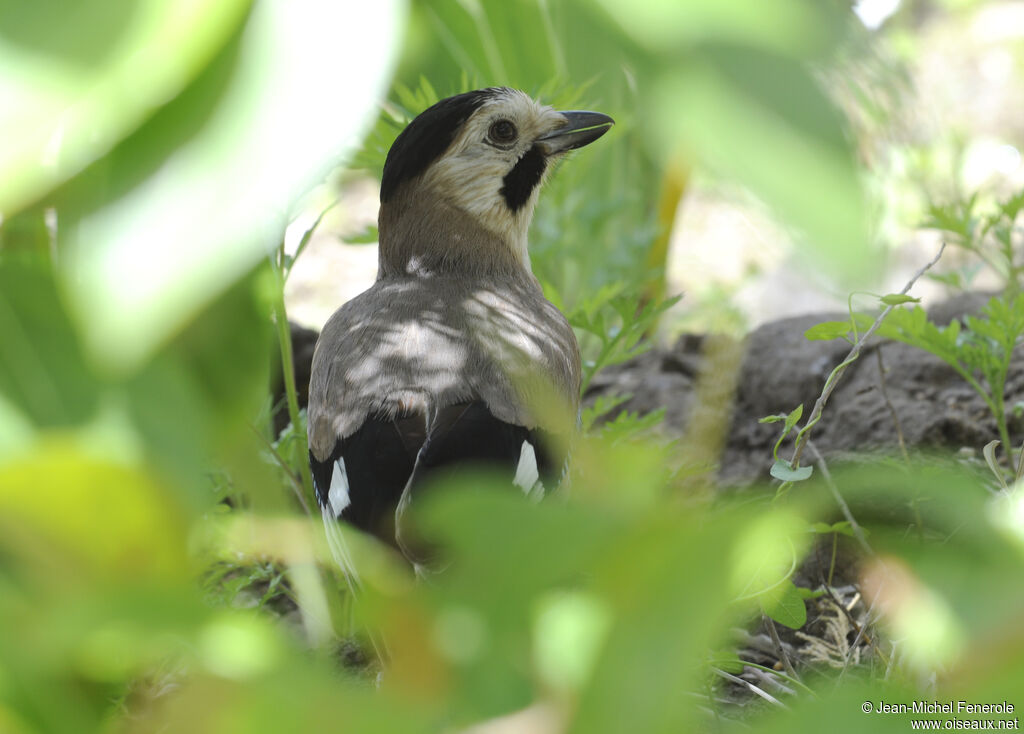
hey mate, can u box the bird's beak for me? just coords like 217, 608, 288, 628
536, 111, 614, 155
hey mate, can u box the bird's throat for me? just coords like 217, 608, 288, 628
377, 187, 535, 280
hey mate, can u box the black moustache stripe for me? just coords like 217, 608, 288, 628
500, 145, 547, 212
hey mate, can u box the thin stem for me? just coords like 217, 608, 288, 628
711, 668, 787, 708
764, 615, 800, 682
875, 347, 909, 463
828, 532, 838, 588
789, 243, 946, 469
250, 424, 310, 516
972, 247, 1007, 283
942, 357, 1006, 448
286, 202, 337, 282
270, 252, 317, 516
994, 341, 1013, 455
582, 328, 626, 393
708, 659, 814, 696
808, 441, 873, 556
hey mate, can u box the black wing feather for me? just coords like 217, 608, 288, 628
310, 401, 564, 547
310, 415, 421, 539
417, 402, 556, 480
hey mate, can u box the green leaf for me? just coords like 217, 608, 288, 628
0, 262, 100, 427
581, 394, 632, 433
879, 293, 920, 306
569, 509, 743, 734
0, 207, 51, 254
416, 483, 625, 724
769, 404, 804, 462
55, 1, 404, 371
831, 521, 858, 537
1000, 189, 1024, 220
590, 0, 847, 59
804, 320, 854, 341
923, 194, 978, 240
533, 590, 612, 695
0, 0, 252, 214
651, 44, 874, 286
760, 579, 807, 630
808, 520, 857, 537
834, 461, 1024, 673
927, 271, 965, 289
770, 460, 813, 482
731, 510, 807, 602
124, 271, 273, 498
783, 404, 803, 432
595, 408, 666, 445
0, 439, 190, 583
983, 440, 1008, 490
346, 225, 380, 244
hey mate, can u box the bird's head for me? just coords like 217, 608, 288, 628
377, 87, 613, 277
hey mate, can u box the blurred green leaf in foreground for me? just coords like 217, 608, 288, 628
3, 0, 403, 372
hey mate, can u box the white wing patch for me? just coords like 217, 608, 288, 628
328, 458, 351, 517
321, 457, 360, 593
513, 439, 545, 501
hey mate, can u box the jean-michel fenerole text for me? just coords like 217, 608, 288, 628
874, 701, 1015, 715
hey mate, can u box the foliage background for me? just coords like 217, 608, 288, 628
1, 1, 1023, 733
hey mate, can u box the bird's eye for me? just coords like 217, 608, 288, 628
488, 119, 517, 144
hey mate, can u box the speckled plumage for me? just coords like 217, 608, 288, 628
308, 272, 580, 457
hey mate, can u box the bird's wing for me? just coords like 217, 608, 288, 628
307, 276, 580, 559
392, 401, 560, 561
310, 414, 422, 525
311, 401, 559, 533
307, 280, 477, 462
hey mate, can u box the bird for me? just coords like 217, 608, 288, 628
307, 87, 613, 569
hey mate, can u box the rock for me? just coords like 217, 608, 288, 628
583, 334, 705, 433
587, 294, 1024, 486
